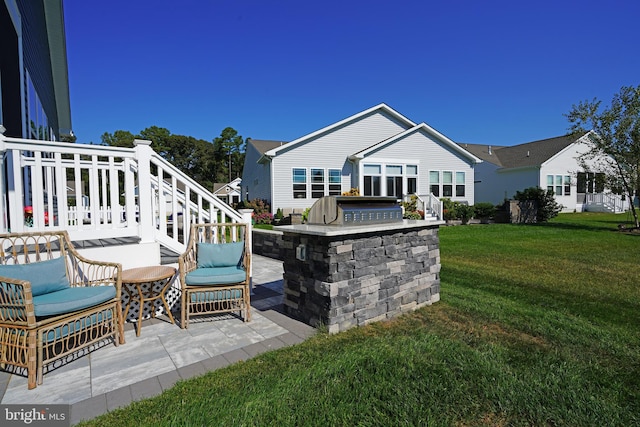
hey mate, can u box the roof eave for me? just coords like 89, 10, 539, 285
266, 103, 416, 157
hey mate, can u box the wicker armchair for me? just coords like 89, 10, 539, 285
178, 223, 251, 328
0, 231, 124, 389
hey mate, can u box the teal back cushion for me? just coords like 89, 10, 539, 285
0, 257, 70, 296
197, 241, 244, 268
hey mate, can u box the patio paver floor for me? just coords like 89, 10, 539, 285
0, 255, 316, 425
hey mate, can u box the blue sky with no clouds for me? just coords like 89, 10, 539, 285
64, 0, 640, 147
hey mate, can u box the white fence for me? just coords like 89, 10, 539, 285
0, 132, 251, 255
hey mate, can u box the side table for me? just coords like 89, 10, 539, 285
122, 265, 177, 336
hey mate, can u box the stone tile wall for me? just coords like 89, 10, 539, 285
281, 225, 441, 334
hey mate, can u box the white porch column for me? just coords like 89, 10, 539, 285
0, 127, 6, 232
238, 208, 254, 291
134, 139, 155, 243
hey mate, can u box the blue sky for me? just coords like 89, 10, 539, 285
64, 0, 640, 147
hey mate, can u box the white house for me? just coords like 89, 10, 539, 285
462, 132, 627, 212
241, 104, 482, 215
213, 177, 242, 206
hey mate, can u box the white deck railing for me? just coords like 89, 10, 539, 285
0, 132, 252, 255
584, 192, 628, 213
413, 193, 443, 220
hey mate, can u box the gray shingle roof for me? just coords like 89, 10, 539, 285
458, 134, 578, 169
248, 139, 288, 155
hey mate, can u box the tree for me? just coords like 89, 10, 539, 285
100, 130, 135, 147
100, 126, 246, 193
514, 187, 563, 223
566, 85, 640, 228
213, 127, 246, 183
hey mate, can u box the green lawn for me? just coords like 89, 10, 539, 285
81, 213, 640, 426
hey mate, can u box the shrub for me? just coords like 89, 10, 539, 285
403, 211, 423, 220
238, 198, 270, 215
342, 188, 360, 196
513, 187, 563, 222
441, 198, 458, 220
252, 212, 273, 225
275, 208, 284, 220
473, 202, 496, 219
456, 204, 474, 224
302, 207, 311, 223
402, 195, 423, 219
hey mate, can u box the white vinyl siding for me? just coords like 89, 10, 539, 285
241, 142, 272, 203
366, 129, 475, 204
270, 110, 410, 211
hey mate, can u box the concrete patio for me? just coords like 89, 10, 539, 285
0, 255, 316, 425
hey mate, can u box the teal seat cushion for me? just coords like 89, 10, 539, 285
197, 241, 244, 268
33, 286, 116, 317
185, 266, 246, 285
43, 311, 114, 343
191, 289, 243, 303
5, 310, 115, 343
0, 257, 69, 296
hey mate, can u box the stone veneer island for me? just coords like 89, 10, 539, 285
278, 220, 442, 334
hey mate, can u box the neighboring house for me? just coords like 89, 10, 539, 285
1, 0, 72, 140
213, 177, 242, 206
462, 132, 626, 212
242, 104, 482, 215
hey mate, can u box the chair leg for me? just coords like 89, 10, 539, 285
28, 333, 37, 389
117, 304, 125, 345
181, 289, 188, 329
245, 285, 251, 322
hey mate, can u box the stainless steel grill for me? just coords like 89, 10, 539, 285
307, 196, 403, 226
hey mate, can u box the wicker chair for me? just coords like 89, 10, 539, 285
0, 231, 124, 389
178, 223, 251, 328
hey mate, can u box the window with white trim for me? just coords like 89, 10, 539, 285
386, 165, 403, 198
407, 165, 418, 194
364, 164, 382, 196
328, 169, 342, 195
443, 171, 453, 197
455, 172, 465, 197
547, 175, 571, 196
429, 171, 440, 196
311, 168, 324, 198
293, 168, 307, 198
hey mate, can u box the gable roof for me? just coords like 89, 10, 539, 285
460, 134, 586, 169
212, 177, 242, 193
350, 123, 482, 164
262, 103, 416, 158
248, 139, 288, 155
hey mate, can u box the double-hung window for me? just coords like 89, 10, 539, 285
442, 171, 453, 197
429, 171, 440, 196
328, 169, 342, 195
293, 168, 307, 198
311, 169, 325, 198
455, 172, 465, 197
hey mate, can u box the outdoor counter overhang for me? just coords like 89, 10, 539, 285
277, 219, 445, 236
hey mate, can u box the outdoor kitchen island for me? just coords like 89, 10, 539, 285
278, 196, 444, 334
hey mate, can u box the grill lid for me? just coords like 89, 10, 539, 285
307, 196, 403, 225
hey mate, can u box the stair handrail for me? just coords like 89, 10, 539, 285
413, 193, 443, 220
0, 133, 250, 258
